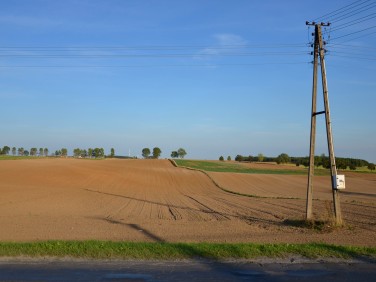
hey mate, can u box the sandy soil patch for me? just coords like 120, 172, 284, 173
0, 159, 375, 246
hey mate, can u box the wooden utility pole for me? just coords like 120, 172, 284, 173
305, 22, 343, 225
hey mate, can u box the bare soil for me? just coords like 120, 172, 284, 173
0, 159, 375, 246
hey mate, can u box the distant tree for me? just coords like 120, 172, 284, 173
257, 153, 264, 162
30, 148, 38, 156
171, 151, 178, 158
24, 150, 30, 156
93, 148, 103, 158
235, 155, 243, 162
11, 147, 16, 156
73, 148, 81, 157
248, 155, 253, 162
61, 148, 68, 157
349, 164, 356, 170
337, 159, 347, 170
81, 149, 87, 158
18, 147, 24, 156
55, 150, 61, 156
276, 153, 291, 164
227, 156, 231, 161
177, 148, 187, 159
1, 146, 10, 155
88, 148, 93, 158
39, 148, 43, 156
368, 163, 375, 171
43, 148, 49, 157
219, 156, 224, 161
152, 147, 162, 159
142, 148, 150, 159
110, 148, 115, 158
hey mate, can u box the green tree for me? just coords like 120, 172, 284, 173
24, 150, 30, 156
1, 146, 10, 155
12, 147, 16, 156
152, 147, 162, 159
227, 156, 231, 161
235, 155, 243, 162
43, 148, 49, 157
18, 147, 24, 156
61, 148, 68, 157
171, 151, 178, 158
219, 156, 224, 161
88, 148, 93, 158
368, 163, 375, 171
30, 148, 38, 156
141, 148, 150, 158
276, 153, 291, 164
73, 148, 81, 157
81, 149, 87, 158
110, 148, 115, 158
258, 153, 264, 162
177, 148, 187, 159
39, 148, 43, 156
93, 148, 103, 158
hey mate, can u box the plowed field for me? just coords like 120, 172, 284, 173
0, 158, 375, 246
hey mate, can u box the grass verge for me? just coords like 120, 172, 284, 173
0, 241, 375, 260
0, 155, 42, 160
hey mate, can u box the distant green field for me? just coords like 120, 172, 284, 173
0, 155, 41, 160
174, 159, 330, 175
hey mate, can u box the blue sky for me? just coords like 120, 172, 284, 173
1, 0, 375, 162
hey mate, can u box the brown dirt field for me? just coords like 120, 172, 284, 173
0, 158, 375, 246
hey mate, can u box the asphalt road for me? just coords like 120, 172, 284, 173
0, 258, 375, 282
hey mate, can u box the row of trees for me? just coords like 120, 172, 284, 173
142, 147, 162, 159
171, 148, 187, 159
0, 145, 115, 159
72, 148, 106, 158
0, 146, 50, 157
141, 147, 188, 159
234, 152, 375, 170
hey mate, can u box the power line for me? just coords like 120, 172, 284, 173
0, 43, 307, 51
329, 12, 376, 32
0, 62, 310, 69
329, 25, 376, 40
329, 2, 376, 23
313, 0, 373, 22
0, 51, 309, 59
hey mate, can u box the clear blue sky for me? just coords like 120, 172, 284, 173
1, 0, 375, 162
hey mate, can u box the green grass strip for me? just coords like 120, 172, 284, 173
0, 241, 375, 260
174, 159, 329, 176
0, 155, 43, 160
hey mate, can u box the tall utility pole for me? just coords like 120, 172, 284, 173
305, 22, 343, 225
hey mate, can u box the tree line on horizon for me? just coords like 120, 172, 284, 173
141, 147, 187, 159
1, 145, 188, 160
232, 153, 375, 171
0, 145, 115, 159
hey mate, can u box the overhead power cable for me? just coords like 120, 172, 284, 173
0, 51, 309, 59
329, 2, 376, 23
0, 62, 310, 69
329, 25, 376, 40
0, 43, 307, 51
313, 0, 373, 22
328, 12, 376, 32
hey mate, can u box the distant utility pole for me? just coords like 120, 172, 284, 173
305, 21, 344, 225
